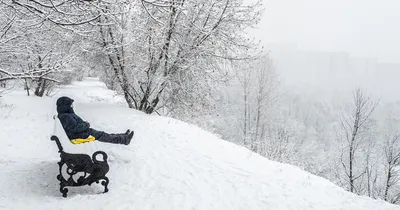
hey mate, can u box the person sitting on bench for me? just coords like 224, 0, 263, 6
56, 96, 134, 145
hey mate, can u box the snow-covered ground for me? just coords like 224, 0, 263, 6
0, 78, 398, 210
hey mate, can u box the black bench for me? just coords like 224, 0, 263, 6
51, 133, 110, 197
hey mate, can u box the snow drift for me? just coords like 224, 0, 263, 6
0, 78, 398, 210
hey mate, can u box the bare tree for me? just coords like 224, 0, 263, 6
237, 60, 252, 147
362, 137, 382, 199
383, 133, 400, 203
235, 55, 280, 155
253, 55, 278, 153
339, 88, 378, 193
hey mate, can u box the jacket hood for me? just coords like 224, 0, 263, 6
56, 96, 75, 114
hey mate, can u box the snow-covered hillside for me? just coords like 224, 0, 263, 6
0, 78, 398, 210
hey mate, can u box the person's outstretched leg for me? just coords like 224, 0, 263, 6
89, 128, 133, 145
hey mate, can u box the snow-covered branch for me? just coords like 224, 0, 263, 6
47, 14, 101, 26
141, 0, 173, 8
0, 68, 61, 83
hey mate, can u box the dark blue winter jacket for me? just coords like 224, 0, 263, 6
56, 96, 90, 139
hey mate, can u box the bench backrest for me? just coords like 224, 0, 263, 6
50, 135, 64, 153
52, 115, 98, 155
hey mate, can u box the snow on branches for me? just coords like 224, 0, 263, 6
0, 68, 60, 83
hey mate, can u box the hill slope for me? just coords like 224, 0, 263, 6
0, 78, 398, 210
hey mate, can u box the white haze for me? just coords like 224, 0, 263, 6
247, 0, 400, 103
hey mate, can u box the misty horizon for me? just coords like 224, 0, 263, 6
251, 0, 400, 63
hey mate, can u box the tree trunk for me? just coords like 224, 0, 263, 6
254, 68, 264, 153
384, 165, 392, 201
34, 78, 48, 97
349, 98, 361, 193
34, 56, 47, 97
243, 76, 248, 146
349, 143, 354, 192
24, 79, 30, 96
0, 75, 5, 88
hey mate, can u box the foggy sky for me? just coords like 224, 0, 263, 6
253, 0, 400, 63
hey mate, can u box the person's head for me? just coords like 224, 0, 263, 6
56, 96, 75, 114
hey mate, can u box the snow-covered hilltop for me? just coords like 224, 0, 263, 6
0, 78, 398, 210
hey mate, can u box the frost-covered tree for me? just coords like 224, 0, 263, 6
96, 0, 263, 115
0, 0, 85, 96
237, 55, 279, 154
383, 133, 400, 204
337, 89, 378, 194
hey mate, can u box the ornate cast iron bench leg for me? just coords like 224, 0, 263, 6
51, 135, 110, 198
60, 183, 69, 198
102, 177, 109, 193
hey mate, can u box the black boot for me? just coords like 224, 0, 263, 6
124, 131, 134, 145
125, 129, 130, 135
